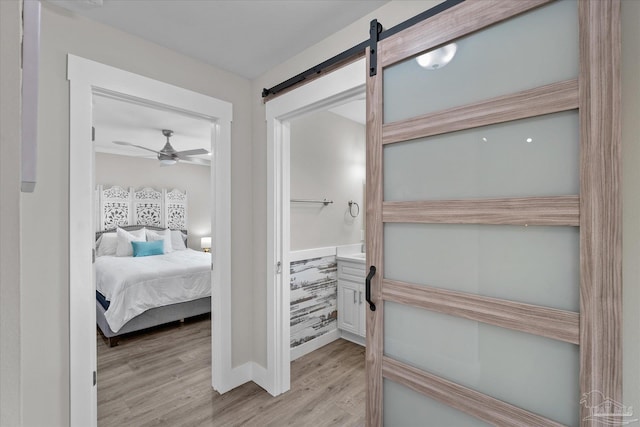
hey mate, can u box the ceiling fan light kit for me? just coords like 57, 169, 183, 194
112, 129, 210, 166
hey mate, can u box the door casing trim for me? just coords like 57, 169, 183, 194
68, 54, 234, 426
265, 58, 366, 395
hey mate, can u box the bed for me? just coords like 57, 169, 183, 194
95, 225, 212, 346
94, 186, 212, 346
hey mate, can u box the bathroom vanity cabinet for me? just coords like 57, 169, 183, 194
337, 255, 366, 341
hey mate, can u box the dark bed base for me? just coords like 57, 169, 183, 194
96, 297, 211, 347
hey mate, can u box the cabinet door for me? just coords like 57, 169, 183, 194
338, 279, 360, 335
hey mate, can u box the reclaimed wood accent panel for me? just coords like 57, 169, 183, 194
383, 196, 580, 227
383, 279, 580, 344
578, 0, 622, 424
382, 79, 578, 144
290, 256, 338, 349
365, 46, 384, 427
379, 0, 551, 68
382, 357, 566, 427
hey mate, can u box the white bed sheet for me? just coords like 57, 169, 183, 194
96, 249, 211, 333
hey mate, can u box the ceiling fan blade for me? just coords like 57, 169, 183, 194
183, 157, 211, 166
175, 148, 210, 158
113, 141, 161, 155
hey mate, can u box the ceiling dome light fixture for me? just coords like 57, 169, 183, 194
160, 159, 177, 166
416, 43, 458, 70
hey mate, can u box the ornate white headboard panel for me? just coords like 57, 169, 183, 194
133, 187, 163, 228
100, 185, 132, 230
165, 189, 188, 231
96, 185, 187, 231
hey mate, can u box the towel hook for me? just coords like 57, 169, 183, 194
348, 200, 360, 218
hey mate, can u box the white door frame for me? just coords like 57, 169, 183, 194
265, 58, 366, 395
67, 55, 233, 426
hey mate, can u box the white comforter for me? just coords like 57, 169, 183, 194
96, 249, 211, 333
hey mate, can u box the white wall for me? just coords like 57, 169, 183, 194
290, 111, 365, 251
95, 153, 211, 250
252, 0, 443, 369
15, 4, 254, 425
0, 1, 22, 425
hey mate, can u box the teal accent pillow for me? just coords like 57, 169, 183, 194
131, 240, 164, 257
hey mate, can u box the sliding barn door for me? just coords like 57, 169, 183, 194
365, 0, 620, 425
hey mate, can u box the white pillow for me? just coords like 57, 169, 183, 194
146, 228, 173, 254
96, 233, 118, 257
170, 229, 187, 251
115, 227, 146, 257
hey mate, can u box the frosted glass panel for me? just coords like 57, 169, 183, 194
384, 111, 579, 201
384, 223, 579, 312
384, 379, 491, 427
385, 302, 580, 426
384, 0, 578, 123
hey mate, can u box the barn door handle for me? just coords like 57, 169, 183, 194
365, 266, 376, 311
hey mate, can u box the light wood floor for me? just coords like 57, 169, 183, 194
97, 316, 365, 426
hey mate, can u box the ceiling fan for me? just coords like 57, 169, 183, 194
113, 129, 210, 166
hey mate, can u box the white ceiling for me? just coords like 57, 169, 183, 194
93, 95, 212, 165
46, 0, 388, 80
93, 94, 365, 164
54, 0, 377, 160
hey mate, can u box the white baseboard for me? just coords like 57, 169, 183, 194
215, 361, 275, 396
339, 329, 366, 347
251, 362, 272, 394
229, 363, 253, 386
290, 329, 340, 361
215, 330, 360, 397
214, 362, 252, 394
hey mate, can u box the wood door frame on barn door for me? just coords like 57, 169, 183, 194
365, 0, 621, 425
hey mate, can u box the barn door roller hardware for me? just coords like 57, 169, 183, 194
369, 19, 383, 77
261, 0, 465, 99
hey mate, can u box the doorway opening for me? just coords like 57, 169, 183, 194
288, 100, 366, 358
68, 55, 233, 426
265, 58, 366, 395
91, 94, 215, 424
